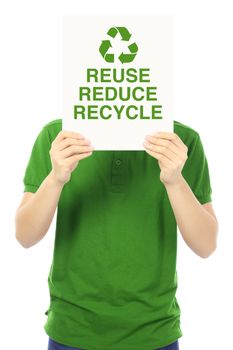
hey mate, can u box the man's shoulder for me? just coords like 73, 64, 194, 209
174, 120, 200, 145
42, 118, 62, 140
40, 118, 200, 145
43, 118, 62, 130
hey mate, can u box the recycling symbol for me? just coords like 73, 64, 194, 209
99, 27, 138, 64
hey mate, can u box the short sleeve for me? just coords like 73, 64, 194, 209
182, 133, 212, 204
23, 125, 52, 193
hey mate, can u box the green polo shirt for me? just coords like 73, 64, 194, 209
23, 119, 212, 349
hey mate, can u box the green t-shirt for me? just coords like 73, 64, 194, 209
23, 119, 212, 349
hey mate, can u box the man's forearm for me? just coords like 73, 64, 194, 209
15, 170, 64, 248
164, 176, 218, 258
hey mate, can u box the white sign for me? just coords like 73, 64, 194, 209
62, 15, 174, 150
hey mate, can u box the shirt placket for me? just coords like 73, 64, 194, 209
110, 151, 127, 193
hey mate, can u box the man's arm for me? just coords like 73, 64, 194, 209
15, 130, 94, 249
15, 172, 65, 248
143, 131, 218, 258
164, 178, 218, 258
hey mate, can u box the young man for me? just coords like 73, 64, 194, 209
15, 118, 218, 350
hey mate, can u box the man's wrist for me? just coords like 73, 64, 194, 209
47, 170, 65, 189
163, 174, 186, 191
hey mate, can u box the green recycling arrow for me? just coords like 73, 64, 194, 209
98, 26, 138, 64
107, 27, 132, 41
119, 42, 138, 64
99, 40, 114, 63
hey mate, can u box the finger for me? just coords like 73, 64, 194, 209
64, 151, 93, 166
56, 137, 91, 152
149, 144, 178, 162
149, 132, 186, 150
54, 130, 85, 144
145, 136, 180, 155
60, 144, 94, 159
143, 141, 179, 163
145, 148, 174, 168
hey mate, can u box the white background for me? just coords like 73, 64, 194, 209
0, 1, 232, 349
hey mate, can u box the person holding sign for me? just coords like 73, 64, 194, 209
15, 119, 218, 350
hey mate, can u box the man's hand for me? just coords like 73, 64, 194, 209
143, 131, 218, 258
143, 132, 188, 186
49, 130, 94, 186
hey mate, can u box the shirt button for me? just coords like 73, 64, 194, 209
115, 159, 122, 166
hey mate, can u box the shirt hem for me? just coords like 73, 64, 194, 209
23, 183, 39, 193
44, 324, 183, 350
195, 192, 212, 204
